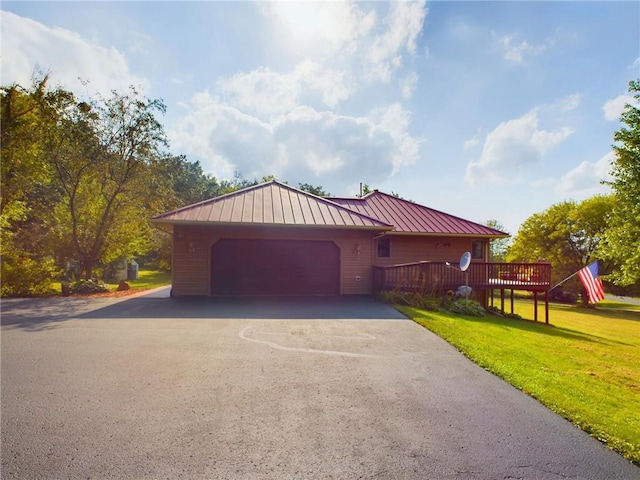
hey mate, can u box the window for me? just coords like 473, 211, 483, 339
377, 237, 391, 258
471, 240, 484, 259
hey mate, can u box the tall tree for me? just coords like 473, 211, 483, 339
0, 78, 59, 295
604, 79, 640, 285
39, 84, 167, 278
507, 196, 614, 304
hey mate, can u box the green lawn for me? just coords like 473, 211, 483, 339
50, 270, 171, 294
105, 269, 171, 291
397, 300, 640, 465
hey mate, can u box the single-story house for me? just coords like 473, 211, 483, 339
151, 180, 509, 297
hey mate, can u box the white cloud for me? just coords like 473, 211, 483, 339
169, 93, 422, 190
555, 151, 614, 196
294, 61, 354, 108
260, 1, 428, 105
400, 72, 418, 100
556, 93, 581, 112
465, 110, 574, 185
365, 1, 427, 81
217, 67, 302, 117
217, 61, 354, 118
264, 1, 376, 57
0, 11, 145, 95
168, 1, 427, 190
602, 94, 633, 121
463, 130, 482, 150
498, 33, 551, 64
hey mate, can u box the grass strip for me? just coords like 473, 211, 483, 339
397, 300, 640, 465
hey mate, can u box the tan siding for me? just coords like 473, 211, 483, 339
335, 231, 374, 294
373, 236, 486, 267
171, 225, 374, 296
171, 226, 211, 296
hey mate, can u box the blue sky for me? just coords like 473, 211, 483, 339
2, 1, 639, 234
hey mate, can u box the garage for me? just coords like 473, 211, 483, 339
211, 239, 340, 295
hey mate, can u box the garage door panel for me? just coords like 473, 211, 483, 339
211, 239, 340, 295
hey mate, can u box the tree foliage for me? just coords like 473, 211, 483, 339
298, 183, 330, 197
507, 196, 614, 304
1, 77, 173, 292
484, 219, 511, 262
603, 79, 640, 285
1, 78, 60, 295
38, 84, 168, 278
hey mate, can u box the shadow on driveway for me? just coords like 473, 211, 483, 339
82, 294, 409, 321
1, 290, 407, 331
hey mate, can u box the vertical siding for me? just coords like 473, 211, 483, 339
171, 226, 375, 296
332, 230, 374, 295
171, 226, 211, 296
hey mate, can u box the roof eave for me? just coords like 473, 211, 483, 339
381, 231, 510, 238
150, 218, 393, 231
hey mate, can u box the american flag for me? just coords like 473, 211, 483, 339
578, 261, 605, 304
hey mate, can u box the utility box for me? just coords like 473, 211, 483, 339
127, 259, 139, 281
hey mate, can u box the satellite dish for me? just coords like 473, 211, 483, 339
459, 252, 471, 272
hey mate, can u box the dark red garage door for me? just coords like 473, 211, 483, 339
211, 239, 340, 295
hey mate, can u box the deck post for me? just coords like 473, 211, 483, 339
545, 290, 549, 324
500, 289, 505, 314
510, 289, 514, 314
533, 291, 538, 322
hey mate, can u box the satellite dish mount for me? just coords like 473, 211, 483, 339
460, 252, 471, 301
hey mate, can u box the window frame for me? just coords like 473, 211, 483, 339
377, 237, 391, 258
471, 240, 484, 259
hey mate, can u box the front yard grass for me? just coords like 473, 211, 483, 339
397, 300, 640, 466
50, 269, 171, 295
106, 269, 171, 291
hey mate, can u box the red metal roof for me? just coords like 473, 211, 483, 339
151, 181, 392, 230
329, 191, 508, 237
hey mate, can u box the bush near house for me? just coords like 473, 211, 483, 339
377, 290, 485, 316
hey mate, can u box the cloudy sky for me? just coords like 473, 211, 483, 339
2, 1, 638, 234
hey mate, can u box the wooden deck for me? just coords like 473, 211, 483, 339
373, 261, 551, 323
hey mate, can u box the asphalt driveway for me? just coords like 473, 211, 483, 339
2, 292, 638, 479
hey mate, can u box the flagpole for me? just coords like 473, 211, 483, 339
549, 269, 581, 291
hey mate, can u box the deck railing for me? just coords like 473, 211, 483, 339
373, 261, 551, 293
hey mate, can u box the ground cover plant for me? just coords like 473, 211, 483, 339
396, 299, 640, 465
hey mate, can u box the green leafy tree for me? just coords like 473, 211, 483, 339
484, 219, 510, 262
1, 78, 59, 295
38, 84, 167, 278
356, 183, 372, 198
298, 183, 330, 197
507, 196, 614, 305
603, 79, 640, 285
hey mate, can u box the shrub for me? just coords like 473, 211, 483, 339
70, 279, 110, 294
448, 299, 486, 317
378, 289, 464, 312
486, 306, 523, 319
378, 290, 444, 311
0, 256, 58, 297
